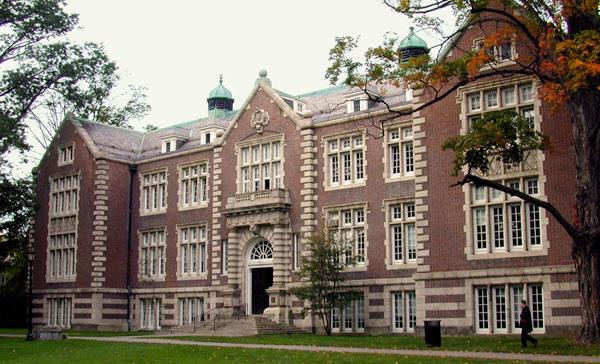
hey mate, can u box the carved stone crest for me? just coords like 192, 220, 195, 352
250, 108, 269, 134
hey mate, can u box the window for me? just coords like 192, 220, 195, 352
327, 207, 366, 266
475, 284, 544, 334
469, 177, 542, 254
141, 170, 167, 214
392, 291, 416, 333
466, 83, 536, 130
389, 202, 416, 265
387, 126, 414, 178
222, 239, 228, 274
204, 133, 211, 144
48, 233, 76, 280
178, 225, 207, 277
332, 295, 365, 333
327, 134, 365, 187
179, 163, 208, 209
47, 298, 72, 328
58, 144, 74, 165
140, 298, 161, 330
475, 39, 515, 63
293, 233, 301, 271
140, 229, 166, 280
178, 297, 204, 326
239, 139, 282, 193
50, 174, 79, 216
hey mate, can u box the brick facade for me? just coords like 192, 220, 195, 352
32, 17, 580, 335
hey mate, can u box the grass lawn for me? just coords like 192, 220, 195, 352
0, 327, 151, 337
0, 337, 526, 364
172, 333, 600, 357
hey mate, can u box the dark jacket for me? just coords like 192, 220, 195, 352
520, 305, 533, 333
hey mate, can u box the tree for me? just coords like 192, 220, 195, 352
326, 0, 600, 343
291, 230, 361, 335
0, 0, 150, 151
0, 0, 149, 327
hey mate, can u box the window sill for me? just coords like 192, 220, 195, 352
385, 175, 415, 184
325, 182, 367, 192
138, 276, 166, 282
480, 60, 517, 72
466, 247, 547, 260
57, 161, 74, 167
176, 274, 208, 281
140, 210, 167, 217
386, 262, 418, 270
46, 277, 76, 283
178, 204, 209, 212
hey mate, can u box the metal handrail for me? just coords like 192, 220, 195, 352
191, 304, 246, 332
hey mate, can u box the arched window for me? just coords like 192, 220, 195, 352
250, 240, 273, 261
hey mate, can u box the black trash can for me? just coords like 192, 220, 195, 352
424, 320, 441, 347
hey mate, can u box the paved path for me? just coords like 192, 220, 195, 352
66, 335, 600, 363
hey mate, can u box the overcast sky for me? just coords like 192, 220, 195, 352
63, 0, 449, 130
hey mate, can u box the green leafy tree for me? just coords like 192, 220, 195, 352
327, 0, 600, 342
291, 230, 361, 335
0, 0, 149, 326
1, 0, 150, 150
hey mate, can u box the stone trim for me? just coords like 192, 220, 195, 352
90, 159, 109, 287
300, 129, 317, 259
410, 88, 430, 273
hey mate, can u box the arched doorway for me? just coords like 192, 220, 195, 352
246, 240, 273, 315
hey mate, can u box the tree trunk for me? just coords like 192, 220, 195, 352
573, 243, 600, 343
569, 88, 600, 343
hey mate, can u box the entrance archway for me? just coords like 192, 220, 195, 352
246, 240, 273, 315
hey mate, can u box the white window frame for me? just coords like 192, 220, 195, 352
469, 177, 543, 255
389, 202, 417, 265
48, 233, 77, 280
292, 233, 301, 271
386, 125, 414, 179
474, 38, 517, 66
140, 169, 168, 215
474, 283, 544, 334
139, 229, 166, 281
392, 291, 416, 333
58, 143, 74, 166
238, 138, 283, 193
461, 79, 548, 260
178, 162, 209, 210
325, 133, 366, 189
178, 297, 205, 326
326, 205, 367, 268
50, 174, 79, 217
222, 239, 228, 275
140, 298, 161, 330
47, 297, 72, 328
331, 294, 365, 333
177, 224, 207, 279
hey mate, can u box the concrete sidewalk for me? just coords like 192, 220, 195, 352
69, 335, 600, 363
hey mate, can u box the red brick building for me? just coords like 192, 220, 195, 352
31, 20, 580, 335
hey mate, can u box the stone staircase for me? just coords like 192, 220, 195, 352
163, 315, 309, 336
254, 316, 311, 335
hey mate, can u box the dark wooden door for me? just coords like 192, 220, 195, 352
251, 267, 273, 314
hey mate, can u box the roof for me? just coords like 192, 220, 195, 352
399, 27, 428, 50
208, 75, 233, 99
69, 75, 411, 163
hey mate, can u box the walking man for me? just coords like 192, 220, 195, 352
520, 300, 538, 348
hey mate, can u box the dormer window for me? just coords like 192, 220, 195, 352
58, 144, 74, 166
204, 133, 211, 144
161, 137, 187, 153
353, 100, 361, 112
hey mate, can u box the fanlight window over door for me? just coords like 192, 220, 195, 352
250, 241, 273, 261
